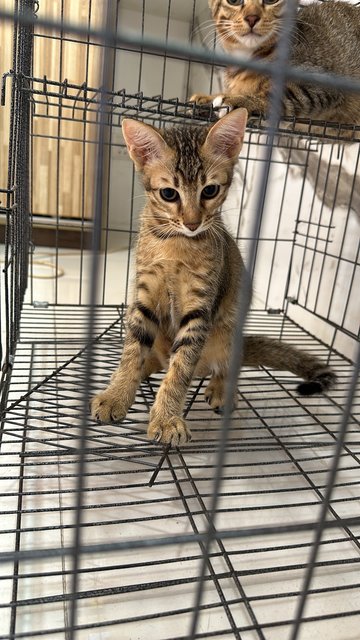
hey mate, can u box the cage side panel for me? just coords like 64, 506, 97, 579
1, 0, 35, 407
283, 141, 360, 360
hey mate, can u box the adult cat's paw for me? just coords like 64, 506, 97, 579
148, 416, 192, 447
189, 92, 213, 106
190, 93, 233, 119
212, 95, 234, 119
91, 390, 128, 423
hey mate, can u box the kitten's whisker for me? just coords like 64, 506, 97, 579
201, 32, 219, 48
191, 19, 218, 37
192, 22, 218, 38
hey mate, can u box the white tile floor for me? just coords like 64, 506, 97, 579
0, 247, 360, 639
25, 246, 133, 306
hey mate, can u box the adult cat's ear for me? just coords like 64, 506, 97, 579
122, 119, 167, 170
204, 108, 248, 161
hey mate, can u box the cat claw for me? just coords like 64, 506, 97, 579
213, 406, 225, 415
148, 416, 192, 446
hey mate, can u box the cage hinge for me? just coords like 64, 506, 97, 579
267, 308, 283, 315
286, 297, 298, 304
1, 354, 14, 375
1, 71, 14, 107
33, 300, 49, 308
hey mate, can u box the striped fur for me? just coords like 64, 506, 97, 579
191, 0, 360, 127
91, 110, 336, 446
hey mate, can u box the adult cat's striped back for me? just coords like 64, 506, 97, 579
192, 0, 360, 126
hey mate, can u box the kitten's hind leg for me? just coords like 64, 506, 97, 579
141, 335, 170, 380
204, 374, 237, 415
141, 353, 163, 380
205, 374, 225, 414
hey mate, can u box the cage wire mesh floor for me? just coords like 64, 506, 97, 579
1, 303, 359, 639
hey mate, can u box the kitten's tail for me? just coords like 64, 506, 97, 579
243, 335, 336, 395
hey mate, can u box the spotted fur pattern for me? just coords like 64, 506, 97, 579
91, 110, 336, 446
191, 0, 360, 125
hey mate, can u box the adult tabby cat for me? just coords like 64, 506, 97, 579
191, 0, 360, 124
91, 109, 336, 446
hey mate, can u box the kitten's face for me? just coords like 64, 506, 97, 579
122, 110, 247, 239
209, 0, 285, 53
138, 130, 234, 239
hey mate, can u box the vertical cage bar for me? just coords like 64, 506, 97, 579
68, 3, 113, 636
189, 1, 301, 636
1, 0, 34, 411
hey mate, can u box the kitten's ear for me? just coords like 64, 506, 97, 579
204, 108, 248, 161
122, 118, 167, 170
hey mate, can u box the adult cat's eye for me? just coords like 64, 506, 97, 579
263, 0, 280, 4
226, 0, 243, 6
201, 184, 220, 200
159, 188, 180, 202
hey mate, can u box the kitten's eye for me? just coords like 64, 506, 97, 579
263, 0, 279, 4
227, 0, 243, 5
201, 184, 220, 200
159, 188, 179, 202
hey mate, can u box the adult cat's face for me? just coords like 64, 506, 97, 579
209, 0, 285, 53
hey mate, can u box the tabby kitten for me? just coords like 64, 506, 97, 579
91, 109, 336, 446
191, 0, 360, 125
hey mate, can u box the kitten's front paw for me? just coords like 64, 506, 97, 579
91, 390, 128, 423
148, 416, 192, 447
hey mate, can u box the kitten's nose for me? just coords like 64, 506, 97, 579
184, 221, 201, 231
245, 14, 260, 29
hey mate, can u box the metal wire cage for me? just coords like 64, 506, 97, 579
0, 1, 360, 639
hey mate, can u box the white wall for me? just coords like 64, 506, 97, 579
106, 0, 359, 361
108, 1, 219, 248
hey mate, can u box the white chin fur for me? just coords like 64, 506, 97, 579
180, 226, 204, 238
236, 31, 273, 52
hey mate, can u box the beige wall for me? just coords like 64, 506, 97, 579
0, 0, 14, 198
32, 0, 108, 219
0, 0, 109, 220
